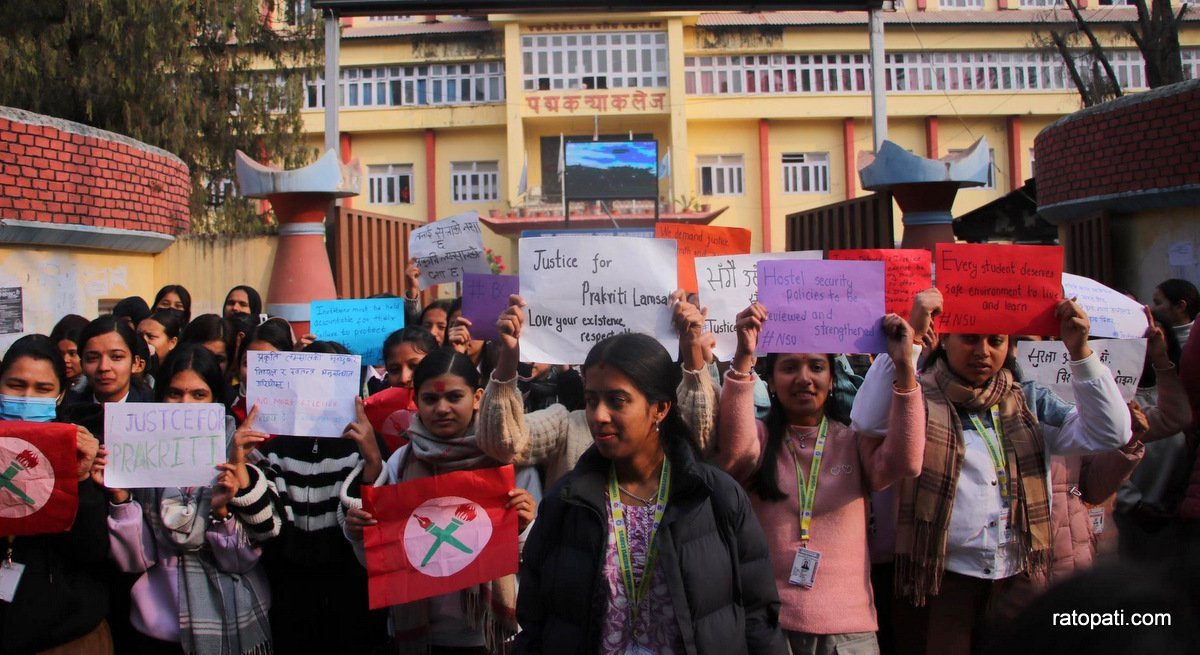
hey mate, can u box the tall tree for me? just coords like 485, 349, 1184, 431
0, 0, 324, 234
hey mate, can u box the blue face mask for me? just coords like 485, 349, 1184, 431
0, 395, 58, 423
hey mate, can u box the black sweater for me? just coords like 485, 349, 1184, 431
0, 480, 110, 655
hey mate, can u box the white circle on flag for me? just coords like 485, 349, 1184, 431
0, 437, 54, 519
403, 495, 493, 577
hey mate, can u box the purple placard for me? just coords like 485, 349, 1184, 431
461, 273, 520, 341
756, 260, 887, 354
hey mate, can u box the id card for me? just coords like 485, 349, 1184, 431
1088, 507, 1105, 534
0, 562, 25, 603
999, 516, 1017, 546
788, 547, 821, 588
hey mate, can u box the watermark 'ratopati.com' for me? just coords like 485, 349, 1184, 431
1053, 610, 1172, 629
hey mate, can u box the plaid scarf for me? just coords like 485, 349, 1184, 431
894, 360, 1052, 606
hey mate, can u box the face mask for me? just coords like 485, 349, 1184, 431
0, 395, 58, 423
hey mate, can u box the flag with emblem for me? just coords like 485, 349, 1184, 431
0, 421, 79, 536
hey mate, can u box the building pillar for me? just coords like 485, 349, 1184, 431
339, 133, 353, 209
925, 116, 939, 159
1006, 115, 1023, 191
425, 129, 436, 223
843, 118, 857, 201
759, 119, 772, 253
503, 21, 526, 205
667, 17, 690, 215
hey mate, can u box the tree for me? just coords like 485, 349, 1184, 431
0, 0, 324, 235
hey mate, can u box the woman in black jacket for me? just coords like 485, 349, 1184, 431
511, 331, 786, 655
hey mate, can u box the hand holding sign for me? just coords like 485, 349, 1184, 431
732, 303, 767, 377
1143, 306, 1173, 370
230, 405, 268, 490
492, 294, 527, 383
909, 288, 944, 351
1056, 298, 1093, 361
672, 290, 709, 371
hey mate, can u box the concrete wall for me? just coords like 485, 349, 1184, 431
1109, 206, 1200, 305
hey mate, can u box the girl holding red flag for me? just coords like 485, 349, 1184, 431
342, 348, 536, 654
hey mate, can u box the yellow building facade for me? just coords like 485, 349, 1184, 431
298, 3, 1200, 262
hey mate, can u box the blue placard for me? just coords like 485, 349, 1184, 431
310, 298, 407, 366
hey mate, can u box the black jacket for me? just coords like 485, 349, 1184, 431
0, 480, 110, 655
514, 440, 786, 655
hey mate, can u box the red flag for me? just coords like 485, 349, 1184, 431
0, 421, 79, 536
362, 464, 518, 609
364, 387, 415, 452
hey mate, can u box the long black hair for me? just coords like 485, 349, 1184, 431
412, 348, 481, 393
141, 309, 186, 342
1156, 278, 1200, 322
224, 285, 263, 318
0, 334, 67, 393
382, 326, 439, 362
1140, 320, 1182, 389
750, 353, 847, 502
49, 314, 89, 349
155, 344, 225, 404
153, 284, 193, 324
581, 333, 698, 458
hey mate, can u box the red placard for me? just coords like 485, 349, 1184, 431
655, 223, 752, 294
935, 243, 1064, 336
362, 464, 518, 609
829, 248, 933, 316
0, 421, 79, 536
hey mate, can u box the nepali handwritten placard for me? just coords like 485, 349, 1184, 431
311, 298, 407, 367
519, 236, 678, 365
936, 243, 1063, 336
829, 249, 932, 316
409, 211, 490, 289
246, 351, 362, 438
461, 274, 520, 342
1061, 273, 1147, 340
1016, 338, 1145, 403
104, 403, 225, 489
654, 224, 752, 294
756, 260, 888, 354
695, 251, 823, 361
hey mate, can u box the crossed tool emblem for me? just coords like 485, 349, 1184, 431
414, 502, 478, 567
0, 449, 38, 505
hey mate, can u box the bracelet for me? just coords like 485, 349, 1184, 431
209, 509, 232, 525
727, 367, 754, 380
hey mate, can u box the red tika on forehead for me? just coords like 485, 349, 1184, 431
432, 380, 446, 393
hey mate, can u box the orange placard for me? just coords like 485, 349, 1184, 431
935, 243, 1063, 336
655, 223, 752, 294
829, 249, 932, 316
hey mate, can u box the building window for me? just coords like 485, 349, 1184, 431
521, 31, 669, 91
697, 155, 744, 196
1018, 0, 1062, 6
940, 0, 984, 8
950, 148, 996, 190
450, 161, 500, 203
368, 164, 414, 205
782, 153, 831, 194
303, 62, 505, 110
685, 54, 869, 95
205, 178, 237, 208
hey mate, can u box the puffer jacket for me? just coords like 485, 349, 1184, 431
1047, 450, 1142, 579
514, 440, 787, 655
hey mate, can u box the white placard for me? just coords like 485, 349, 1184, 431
518, 236, 678, 365
246, 351, 361, 438
1016, 338, 1146, 403
1062, 273, 1148, 340
409, 211, 490, 289
104, 403, 226, 488
695, 251, 823, 361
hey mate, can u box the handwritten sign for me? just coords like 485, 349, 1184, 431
311, 298, 407, 366
936, 243, 1063, 336
246, 351, 361, 438
104, 404, 226, 488
1061, 273, 1147, 340
461, 274, 520, 342
1016, 339, 1145, 403
695, 251, 823, 361
409, 212, 490, 289
519, 236, 678, 365
829, 249, 932, 316
655, 224, 752, 294
756, 259, 887, 354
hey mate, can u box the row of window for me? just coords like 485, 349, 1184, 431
520, 31, 669, 91
304, 62, 505, 109
368, 162, 502, 205
685, 49, 1200, 96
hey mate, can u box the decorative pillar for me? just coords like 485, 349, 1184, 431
843, 119, 857, 200
858, 138, 991, 251
758, 119, 772, 253
236, 149, 362, 334
925, 116, 939, 159
1006, 116, 1023, 192
425, 129, 437, 223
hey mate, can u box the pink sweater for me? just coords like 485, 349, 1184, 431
715, 372, 924, 635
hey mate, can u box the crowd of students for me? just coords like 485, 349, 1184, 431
1, 271, 1199, 655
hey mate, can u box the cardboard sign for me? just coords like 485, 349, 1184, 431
246, 351, 362, 438
655, 223, 752, 294
1061, 273, 1148, 340
936, 243, 1063, 336
829, 249, 932, 316
518, 236, 678, 365
409, 211, 490, 289
695, 251, 824, 361
362, 465, 518, 609
311, 298, 408, 367
104, 403, 226, 489
0, 422, 78, 536
757, 259, 888, 354
1016, 338, 1146, 403
461, 274, 520, 342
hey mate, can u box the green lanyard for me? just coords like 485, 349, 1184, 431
785, 417, 829, 546
968, 405, 1010, 503
609, 458, 671, 626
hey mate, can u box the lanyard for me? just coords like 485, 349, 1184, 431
785, 417, 829, 546
609, 458, 671, 627
968, 405, 1010, 502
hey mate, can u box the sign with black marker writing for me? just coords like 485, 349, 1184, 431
246, 351, 362, 438
409, 212, 490, 289
936, 243, 1063, 336
756, 259, 888, 354
104, 403, 226, 488
1015, 338, 1145, 403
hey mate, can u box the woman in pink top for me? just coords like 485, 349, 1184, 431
716, 304, 924, 655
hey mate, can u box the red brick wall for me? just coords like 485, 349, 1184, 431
0, 109, 190, 236
1034, 80, 1200, 210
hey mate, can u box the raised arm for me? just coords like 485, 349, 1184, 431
1138, 312, 1194, 442
715, 303, 769, 482
858, 314, 925, 491
1048, 299, 1133, 455
673, 290, 720, 454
